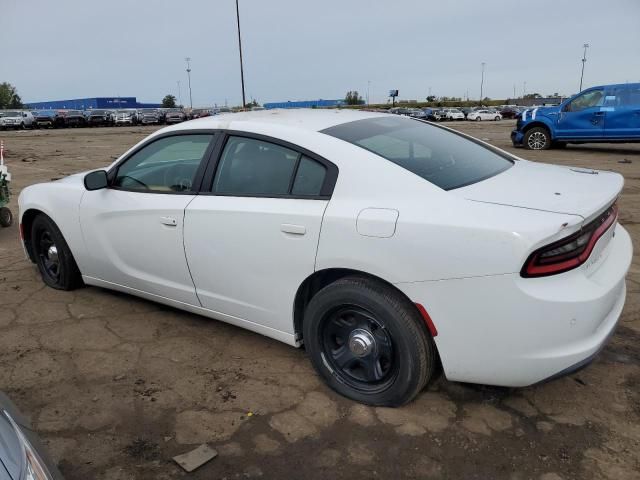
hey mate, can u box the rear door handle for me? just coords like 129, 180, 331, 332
280, 224, 306, 235
160, 216, 177, 226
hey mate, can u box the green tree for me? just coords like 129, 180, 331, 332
0, 82, 23, 109
344, 91, 364, 105
426, 95, 436, 102
162, 94, 177, 108
523, 93, 542, 99
247, 99, 260, 108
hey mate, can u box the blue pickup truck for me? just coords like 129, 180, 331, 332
511, 83, 640, 149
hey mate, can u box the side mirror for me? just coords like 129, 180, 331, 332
84, 170, 109, 191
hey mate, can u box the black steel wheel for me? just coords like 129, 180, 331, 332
0, 207, 12, 227
304, 276, 436, 406
31, 214, 83, 290
320, 305, 397, 393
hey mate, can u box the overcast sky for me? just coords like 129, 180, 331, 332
2, 0, 639, 107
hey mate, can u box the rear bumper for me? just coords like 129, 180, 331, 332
396, 224, 632, 387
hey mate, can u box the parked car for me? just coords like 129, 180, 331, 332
426, 109, 445, 121
19, 110, 631, 406
59, 110, 86, 128
0, 111, 34, 130
441, 108, 465, 121
114, 111, 138, 126
33, 110, 58, 128
467, 109, 502, 121
165, 109, 187, 124
407, 108, 426, 119
137, 109, 161, 125
0, 392, 64, 479
500, 106, 521, 119
459, 107, 474, 119
85, 109, 113, 127
512, 82, 640, 150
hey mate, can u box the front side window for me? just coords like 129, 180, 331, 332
566, 89, 604, 112
213, 137, 300, 195
114, 134, 213, 192
322, 116, 513, 190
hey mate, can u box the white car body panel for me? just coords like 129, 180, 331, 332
468, 110, 502, 121
184, 196, 328, 335
17, 109, 633, 387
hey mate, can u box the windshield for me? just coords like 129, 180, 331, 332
0, 111, 20, 117
322, 116, 513, 190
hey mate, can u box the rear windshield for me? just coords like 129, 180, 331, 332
322, 116, 513, 190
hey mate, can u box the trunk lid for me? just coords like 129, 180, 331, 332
451, 159, 623, 221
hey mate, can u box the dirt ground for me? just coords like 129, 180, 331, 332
0, 121, 638, 480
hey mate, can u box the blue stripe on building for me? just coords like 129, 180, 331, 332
25, 97, 161, 110
263, 99, 344, 109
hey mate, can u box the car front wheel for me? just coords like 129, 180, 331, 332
524, 127, 551, 150
31, 214, 83, 290
303, 276, 436, 406
475, 116, 481, 121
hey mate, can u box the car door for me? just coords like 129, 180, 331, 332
184, 133, 337, 334
555, 88, 605, 138
604, 85, 640, 139
79, 132, 216, 305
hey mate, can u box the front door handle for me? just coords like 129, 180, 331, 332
281, 224, 306, 235
160, 216, 177, 226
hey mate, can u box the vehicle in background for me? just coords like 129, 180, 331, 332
85, 110, 114, 127
512, 83, 640, 150
59, 110, 87, 127
165, 109, 187, 124
114, 111, 138, 126
407, 108, 427, 119
467, 109, 502, 121
0, 111, 34, 130
460, 107, 474, 119
500, 106, 522, 119
138, 109, 161, 125
441, 108, 465, 121
426, 109, 445, 121
0, 392, 64, 479
33, 110, 58, 128
191, 108, 213, 118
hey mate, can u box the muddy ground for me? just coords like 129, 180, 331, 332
0, 121, 638, 480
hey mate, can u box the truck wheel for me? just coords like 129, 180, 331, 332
0, 207, 12, 227
303, 276, 436, 406
524, 127, 551, 150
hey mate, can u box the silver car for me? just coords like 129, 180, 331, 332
0, 392, 63, 479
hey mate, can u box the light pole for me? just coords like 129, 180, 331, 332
235, 0, 246, 109
479, 62, 485, 105
579, 43, 589, 92
177, 80, 182, 107
185, 57, 193, 109
367, 80, 371, 106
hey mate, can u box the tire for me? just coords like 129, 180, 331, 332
524, 126, 551, 150
303, 276, 436, 406
494, 116, 501, 121
30, 214, 83, 290
0, 207, 12, 227
475, 116, 481, 121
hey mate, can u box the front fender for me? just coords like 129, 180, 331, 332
18, 179, 89, 271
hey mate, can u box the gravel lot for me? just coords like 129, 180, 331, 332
0, 121, 638, 480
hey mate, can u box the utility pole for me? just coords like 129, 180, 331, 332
185, 57, 193, 109
479, 62, 485, 105
523, 81, 527, 98
579, 43, 589, 92
235, 0, 246, 109
367, 80, 371, 106
177, 80, 182, 107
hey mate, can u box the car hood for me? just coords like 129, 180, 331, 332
451, 159, 623, 221
520, 105, 559, 121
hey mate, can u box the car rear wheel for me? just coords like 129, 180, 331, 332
303, 276, 436, 406
475, 116, 481, 121
524, 127, 551, 150
31, 214, 83, 290
494, 116, 501, 121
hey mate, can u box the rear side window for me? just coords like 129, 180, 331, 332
322, 116, 512, 190
213, 137, 299, 195
292, 156, 326, 196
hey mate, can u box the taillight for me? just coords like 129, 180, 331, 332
521, 203, 618, 278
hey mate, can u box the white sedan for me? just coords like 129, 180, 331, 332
18, 110, 632, 406
467, 109, 502, 121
